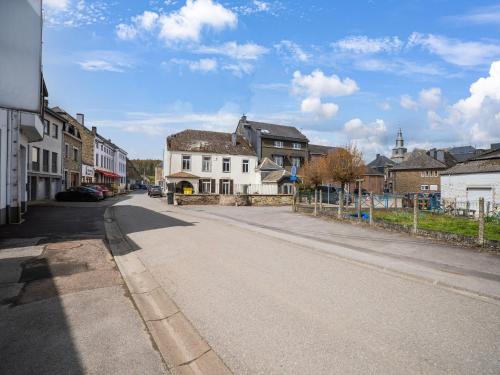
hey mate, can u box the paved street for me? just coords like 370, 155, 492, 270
0, 197, 167, 375
112, 192, 500, 375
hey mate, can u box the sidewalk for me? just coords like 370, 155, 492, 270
0, 201, 168, 375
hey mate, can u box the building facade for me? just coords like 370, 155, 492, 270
26, 107, 64, 200
391, 129, 407, 163
164, 130, 259, 194
62, 121, 83, 189
93, 127, 127, 192
236, 116, 309, 171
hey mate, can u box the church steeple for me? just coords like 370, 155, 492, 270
391, 128, 407, 163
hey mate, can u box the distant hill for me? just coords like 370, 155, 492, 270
130, 159, 161, 181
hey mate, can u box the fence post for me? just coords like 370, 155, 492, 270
338, 190, 343, 218
319, 189, 323, 211
369, 192, 374, 226
357, 185, 362, 220
478, 197, 485, 246
413, 194, 418, 234
313, 188, 318, 216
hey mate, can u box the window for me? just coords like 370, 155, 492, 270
291, 157, 301, 168
202, 179, 211, 194
274, 140, 283, 148
52, 152, 58, 173
52, 123, 58, 138
292, 143, 301, 150
43, 120, 50, 135
182, 155, 191, 170
421, 185, 429, 191
32, 147, 40, 171
273, 155, 284, 167
42, 149, 49, 172
96, 153, 98, 165
222, 158, 231, 173
242, 159, 249, 173
202, 156, 211, 172
221, 180, 231, 194
65, 144, 69, 158
73, 148, 78, 162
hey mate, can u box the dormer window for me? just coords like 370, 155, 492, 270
292, 143, 301, 150
274, 140, 283, 148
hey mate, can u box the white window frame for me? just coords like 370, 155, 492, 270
182, 155, 191, 171
222, 180, 230, 194
222, 157, 231, 173
274, 140, 284, 148
202, 156, 211, 172
202, 180, 211, 194
242, 159, 249, 173
291, 157, 301, 168
292, 143, 301, 150
420, 184, 429, 191
273, 155, 284, 167
65, 143, 69, 159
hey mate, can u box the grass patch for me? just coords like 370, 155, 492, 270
372, 210, 500, 241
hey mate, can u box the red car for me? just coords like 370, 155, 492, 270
84, 184, 110, 199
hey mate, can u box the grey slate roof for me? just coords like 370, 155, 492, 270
257, 157, 283, 171
448, 146, 477, 162
167, 130, 256, 156
367, 154, 394, 169
244, 120, 308, 141
308, 144, 340, 155
391, 149, 448, 170
364, 166, 384, 176
443, 157, 500, 175
261, 169, 291, 182
473, 148, 500, 161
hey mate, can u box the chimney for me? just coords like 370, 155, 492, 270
241, 114, 247, 123
437, 150, 445, 162
231, 132, 237, 146
91, 126, 97, 135
376, 153, 380, 158
76, 113, 84, 125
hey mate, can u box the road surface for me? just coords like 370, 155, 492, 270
112, 192, 500, 375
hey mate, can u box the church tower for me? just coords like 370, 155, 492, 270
391, 128, 407, 163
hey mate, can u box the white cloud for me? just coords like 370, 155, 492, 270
300, 98, 338, 119
158, 0, 237, 43
274, 40, 309, 62
343, 118, 388, 158
334, 36, 403, 54
195, 41, 268, 60
222, 62, 254, 77
446, 5, 500, 25
354, 58, 444, 76
291, 69, 358, 119
77, 51, 133, 73
400, 94, 418, 110
79, 60, 126, 72
419, 87, 441, 109
379, 101, 391, 111
292, 69, 359, 98
135, 11, 159, 31
171, 58, 218, 72
234, 0, 275, 15
44, 0, 69, 10
408, 32, 500, 66
116, 23, 139, 40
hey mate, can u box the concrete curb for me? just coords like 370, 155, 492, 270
104, 207, 232, 375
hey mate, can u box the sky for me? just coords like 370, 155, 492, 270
42, 0, 500, 161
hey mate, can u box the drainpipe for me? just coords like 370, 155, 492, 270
6, 110, 12, 223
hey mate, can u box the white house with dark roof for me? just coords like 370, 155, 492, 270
163, 130, 260, 194
441, 148, 500, 211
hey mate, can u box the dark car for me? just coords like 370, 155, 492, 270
83, 184, 110, 199
55, 186, 103, 202
148, 186, 162, 197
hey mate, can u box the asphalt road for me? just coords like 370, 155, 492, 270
114, 192, 500, 375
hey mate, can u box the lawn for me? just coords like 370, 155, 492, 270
372, 210, 500, 241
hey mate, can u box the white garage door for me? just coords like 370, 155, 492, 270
466, 187, 493, 204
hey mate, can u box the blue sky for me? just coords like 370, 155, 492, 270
42, 0, 500, 160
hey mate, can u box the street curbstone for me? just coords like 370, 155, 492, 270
133, 287, 179, 321
147, 314, 211, 369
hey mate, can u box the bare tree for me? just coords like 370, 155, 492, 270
323, 145, 365, 214
299, 158, 325, 215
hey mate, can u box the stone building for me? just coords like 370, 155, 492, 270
62, 120, 83, 189
236, 116, 309, 171
367, 153, 395, 193
53, 108, 95, 183
391, 129, 407, 163
391, 149, 456, 194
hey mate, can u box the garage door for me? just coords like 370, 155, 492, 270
466, 187, 493, 204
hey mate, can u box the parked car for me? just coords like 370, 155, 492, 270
148, 185, 162, 197
55, 186, 103, 202
83, 184, 112, 198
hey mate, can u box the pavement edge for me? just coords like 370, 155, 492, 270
104, 206, 232, 375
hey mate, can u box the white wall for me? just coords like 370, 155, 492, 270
441, 173, 500, 205
165, 150, 259, 192
0, 109, 8, 221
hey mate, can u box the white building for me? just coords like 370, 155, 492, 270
163, 130, 259, 194
92, 126, 127, 192
26, 107, 64, 200
441, 148, 500, 213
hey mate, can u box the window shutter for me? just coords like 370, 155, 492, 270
211, 179, 216, 193
198, 179, 203, 194
219, 179, 223, 195
230, 179, 234, 194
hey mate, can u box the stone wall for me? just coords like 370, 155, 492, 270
174, 194, 292, 206
393, 169, 441, 193
59, 113, 95, 167
63, 132, 82, 173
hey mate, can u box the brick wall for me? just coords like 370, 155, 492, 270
393, 169, 441, 193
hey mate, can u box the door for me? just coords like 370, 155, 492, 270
467, 187, 493, 205
29, 176, 37, 201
